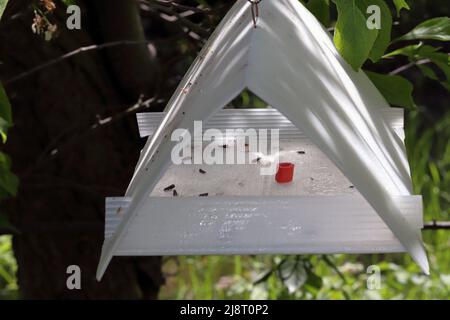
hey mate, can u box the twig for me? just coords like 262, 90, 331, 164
4, 40, 150, 85
21, 96, 158, 179
3, 7, 32, 25
322, 255, 351, 300
139, 0, 209, 37
152, 0, 211, 14
389, 59, 431, 76
253, 257, 287, 285
91, 95, 156, 129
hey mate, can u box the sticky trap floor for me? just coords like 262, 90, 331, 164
105, 140, 422, 256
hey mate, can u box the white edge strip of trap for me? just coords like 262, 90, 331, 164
104, 195, 423, 256
136, 108, 405, 140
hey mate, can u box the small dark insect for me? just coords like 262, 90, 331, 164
164, 184, 176, 191
245, 143, 249, 147
199, 169, 206, 174
349, 185, 355, 189
199, 193, 209, 197
222, 144, 228, 148
173, 189, 178, 197
297, 151, 306, 154
256, 157, 261, 162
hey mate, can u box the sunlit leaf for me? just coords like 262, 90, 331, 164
358, 0, 392, 62
334, 0, 378, 70
397, 17, 450, 42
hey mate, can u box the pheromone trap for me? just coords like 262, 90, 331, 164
97, 0, 429, 280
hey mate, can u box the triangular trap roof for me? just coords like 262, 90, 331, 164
97, 0, 428, 280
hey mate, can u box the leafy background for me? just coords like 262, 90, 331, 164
0, 0, 449, 299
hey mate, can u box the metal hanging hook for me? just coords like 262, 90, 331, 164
247, 0, 262, 28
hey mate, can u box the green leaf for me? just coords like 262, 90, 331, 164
417, 64, 439, 81
279, 258, 308, 293
366, 71, 415, 108
397, 17, 450, 42
0, 0, 9, 21
441, 82, 450, 91
0, 152, 18, 198
305, 270, 323, 290
0, 117, 10, 144
61, 0, 77, 6
392, 0, 410, 17
385, 43, 447, 62
0, 83, 12, 143
357, 0, 392, 62
334, 0, 378, 70
306, 0, 330, 26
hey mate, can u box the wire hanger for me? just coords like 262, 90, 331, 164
247, 0, 262, 28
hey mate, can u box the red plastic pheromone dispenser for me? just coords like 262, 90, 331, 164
275, 162, 295, 183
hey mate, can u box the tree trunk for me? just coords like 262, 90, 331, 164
94, 0, 159, 100
0, 0, 163, 299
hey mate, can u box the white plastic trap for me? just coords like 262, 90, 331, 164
96, 0, 428, 280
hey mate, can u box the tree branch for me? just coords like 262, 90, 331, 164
94, 0, 158, 99
149, 0, 211, 14
139, 0, 210, 38
389, 59, 431, 76
4, 40, 150, 85
423, 221, 450, 230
